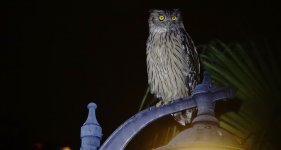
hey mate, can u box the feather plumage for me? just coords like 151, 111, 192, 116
146, 9, 200, 125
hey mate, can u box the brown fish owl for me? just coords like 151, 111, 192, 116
146, 9, 201, 125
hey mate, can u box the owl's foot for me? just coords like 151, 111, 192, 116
155, 100, 168, 107
156, 101, 163, 107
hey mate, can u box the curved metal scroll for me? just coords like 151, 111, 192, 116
99, 86, 235, 150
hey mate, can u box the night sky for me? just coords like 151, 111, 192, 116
2, 0, 281, 149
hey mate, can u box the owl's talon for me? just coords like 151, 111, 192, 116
156, 101, 164, 107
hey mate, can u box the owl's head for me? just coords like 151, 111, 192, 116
148, 9, 184, 32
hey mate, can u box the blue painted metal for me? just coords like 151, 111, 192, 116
80, 103, 102, 150
98, 71, 235, 150
155, 72, 244, 150
192, 71, 235, 123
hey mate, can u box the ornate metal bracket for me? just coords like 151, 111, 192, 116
80, 71, 236, 150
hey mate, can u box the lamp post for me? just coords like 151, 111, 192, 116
80, 72, 246, 150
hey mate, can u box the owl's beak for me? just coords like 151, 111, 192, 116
166, 20, 173, 29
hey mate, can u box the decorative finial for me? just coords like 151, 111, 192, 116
80, 102, 102, 150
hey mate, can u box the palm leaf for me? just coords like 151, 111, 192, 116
201, 40, 281, 150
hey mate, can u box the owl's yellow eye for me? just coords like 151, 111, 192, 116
172, 16, 177, 21
159, 15, 165, 21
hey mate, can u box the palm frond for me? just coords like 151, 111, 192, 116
201, 40, 281, 150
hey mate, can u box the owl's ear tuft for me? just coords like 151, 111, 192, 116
173, 8, 181, 14
149, 9, 155, 13
149, 9, 163, 14
173, 9, 182, 18
149, 9, 154, 13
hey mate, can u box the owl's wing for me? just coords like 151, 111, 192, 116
180, 28, 201, 93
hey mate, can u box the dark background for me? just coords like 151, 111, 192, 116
2, 0, 280, 149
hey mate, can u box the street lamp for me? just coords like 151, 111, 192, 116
80, 72, 246, 150
155, 73, 244, 150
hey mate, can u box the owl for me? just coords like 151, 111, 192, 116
146, 9, 201, 126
